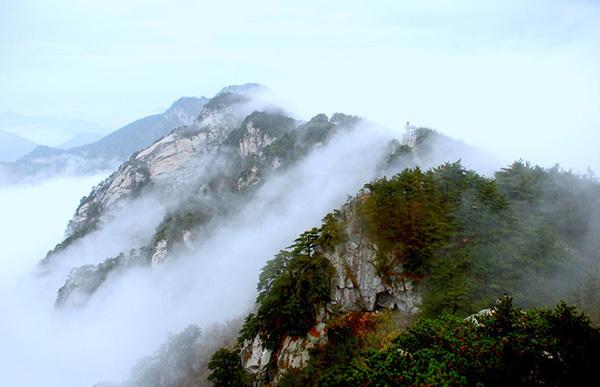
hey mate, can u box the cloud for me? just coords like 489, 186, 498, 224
0, 120, 398, 386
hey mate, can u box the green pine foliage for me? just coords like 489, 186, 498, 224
361, 162, 508, 302
207, 348, 252, 386
361, 161, 600, 316
315, 298, 600, 386
153, 210, 209, 245
361, 165, 454, 276
210, 160, 600, 385
236, 212, 346, 351
251, 226, 336, 350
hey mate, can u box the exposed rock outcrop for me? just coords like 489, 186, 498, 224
327, 201, 421, 315
240, 199, 421, 385
48, 86, 366, 309
151, 240, 169, 266
241, 336, 272, 375
63, 90, 257, 240
55, 248, 150, 308
240, 310, 329, 383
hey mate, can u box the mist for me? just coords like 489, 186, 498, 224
0, 121, 398, 386
1, 111, 596, 386
0, 175, 106, 286
0, 174, 106, 384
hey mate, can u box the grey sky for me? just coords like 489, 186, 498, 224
1, 0, 599, 171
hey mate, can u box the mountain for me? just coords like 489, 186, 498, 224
112, 153, 600, 386
58, 132, 105, 149
46, 85, 367, 304
1, 96, 208, 182
32, 83, 600, 387
207, 160, 600, 385
69, 96, 209, 161
0, 130, 37, 161
0, 111, 110, 146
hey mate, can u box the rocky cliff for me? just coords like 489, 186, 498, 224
48, 84, 370, 308
238, 198, 422, 383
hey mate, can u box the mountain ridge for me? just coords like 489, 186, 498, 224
31, 83, 590, 387
0, 129, 37, 161
1, 96, 208, 183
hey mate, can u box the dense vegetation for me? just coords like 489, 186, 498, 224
361, 161, 600, 317
239, 213, 345, 351
207, 348, 252, 387
306, 297, 600, 386
226, 112, 359, 191
208, 160, 600, 386
153, 209, 211, 246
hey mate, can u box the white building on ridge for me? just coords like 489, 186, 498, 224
402, 121, 417, 148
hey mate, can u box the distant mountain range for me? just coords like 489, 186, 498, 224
0, 96, 208, 182
0, 130, 37, 162
57, 133, 105, 150
0, 111, 111, 146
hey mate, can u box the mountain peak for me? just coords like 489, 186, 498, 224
166, 96, 209, 114
216, 83, 269, 97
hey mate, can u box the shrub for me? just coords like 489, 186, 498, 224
207, 348, 251, 386
322, 298, 600, 386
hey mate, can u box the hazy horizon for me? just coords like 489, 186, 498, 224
2, 1, 599, 172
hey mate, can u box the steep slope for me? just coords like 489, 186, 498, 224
108, 160, 600, 387
34, 84, 524, 387
0, 130, 37, 161
71, 96, 208, 161
47, 85, 371, 309
48, 105, 497, 311
55, 85, 276, 245
199, 161, 600, 386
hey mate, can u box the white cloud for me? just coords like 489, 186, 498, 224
0, 122, 396, 386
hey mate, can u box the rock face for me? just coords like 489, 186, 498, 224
240, 311, 329, 382
241, 336, 272, 375
327, 200, 421, 315
275, 321, 327, 375
48, 84, 365, 309
151, 240, 168, 266
240, 199, 421, 384
239, 122, 277, 158
63, 89, 257, 239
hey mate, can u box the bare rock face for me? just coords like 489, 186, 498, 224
240, 200, 421, 385
65, 123, 226, 239
240, 314, 328, 383
326, 200, 421, 315
241, 336, 272, 375
55, 248, 149, 308
238, 122, 276, 158
64, 88, 262, 240
151, 240, 168, 266
274, 321, 327, 380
